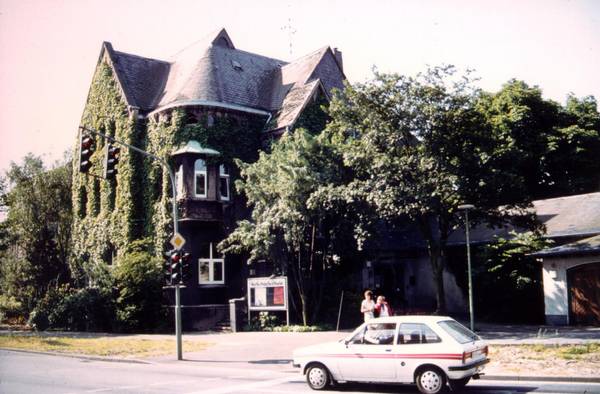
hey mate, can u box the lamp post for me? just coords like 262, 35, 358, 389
458, 204, 475, 332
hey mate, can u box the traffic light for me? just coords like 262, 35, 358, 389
163, 250, 174, 285
181, 252, 192, 283
171, 250, 182, 284
164, 249, 180, 285
103, 143, 120, 179
79, 133, 95, 173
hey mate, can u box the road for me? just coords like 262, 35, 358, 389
1, 350, 599, 394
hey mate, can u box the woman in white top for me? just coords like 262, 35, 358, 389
360, 290, 375, 322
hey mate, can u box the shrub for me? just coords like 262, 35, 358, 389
113, 245, 166, 332
0, 294, 22, 323
48, 287, 115, 332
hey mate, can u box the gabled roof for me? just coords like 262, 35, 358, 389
448, 192, 600, 245
532, 234, 600, 257
96, 28, 345, 131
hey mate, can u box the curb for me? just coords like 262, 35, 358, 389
0, 348, 151, 365
482, 375, 600, 384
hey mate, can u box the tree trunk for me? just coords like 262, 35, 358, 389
300, 293, 308, 326
419, 217, 447, 314
430, 250, 446, 314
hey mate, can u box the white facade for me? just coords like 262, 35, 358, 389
541, 255, 600, 325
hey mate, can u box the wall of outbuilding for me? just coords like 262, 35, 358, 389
542, 255, 600, 325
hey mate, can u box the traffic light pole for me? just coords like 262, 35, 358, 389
79, 125, 183, 360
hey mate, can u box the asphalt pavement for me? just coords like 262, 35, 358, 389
2, 322, 599, 384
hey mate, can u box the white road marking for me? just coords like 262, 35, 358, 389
183, 375, 296, 394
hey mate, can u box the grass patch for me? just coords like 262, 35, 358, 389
0, 335, 211, 358
517, 343, 600, 361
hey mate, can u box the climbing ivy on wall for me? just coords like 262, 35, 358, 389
71, 59, 137, 285
293, 92, 330, 135
72, 57, 328, 284
144, 110, 265, 254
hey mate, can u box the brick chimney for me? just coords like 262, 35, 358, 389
333, 48, 343, 72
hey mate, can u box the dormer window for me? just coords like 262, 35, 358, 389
194, 159, 207, 198
220, 165, 230, 201
231, 60, 243, 71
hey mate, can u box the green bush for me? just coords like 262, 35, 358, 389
244, 312, 332, 332
0, 294, 22, 323
49, 287, 115, 332
113, 244, 166, 332
27, 287, 67, 331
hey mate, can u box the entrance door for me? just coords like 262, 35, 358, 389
568, 262, 600, 325
375, 262, 404, 311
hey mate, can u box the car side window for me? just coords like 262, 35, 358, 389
350, 323, 397, 345
398, 323, 441, 344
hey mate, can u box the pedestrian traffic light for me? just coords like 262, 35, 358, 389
79, 133, 95, 173
103, 143, 120, 179
181, 252, 192, 283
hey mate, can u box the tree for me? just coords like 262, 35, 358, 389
325, 66, 536, 313
219, 130, 367, 325
0, 153, 73, 316
477, 81, 600, 199
546, 94, 600, 197
476, 231, 551, 323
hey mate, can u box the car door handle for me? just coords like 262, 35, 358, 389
385, 349, 392, 352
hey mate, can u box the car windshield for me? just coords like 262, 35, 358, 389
438, 320, 479, 344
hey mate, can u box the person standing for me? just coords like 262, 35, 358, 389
360, 290, 375, 322
374, 295, 394, 317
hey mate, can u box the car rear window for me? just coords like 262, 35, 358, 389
398, 323, 441, 344
438, 320, 479, 344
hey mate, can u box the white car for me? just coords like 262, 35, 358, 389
292, 316, 489, 394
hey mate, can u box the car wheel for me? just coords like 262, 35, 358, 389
416, 367, 446, 394
306, 364, 330, 390
448, 376, 471, 391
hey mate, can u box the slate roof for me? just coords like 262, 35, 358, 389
99, 28, 345, 131
531, 234, 600, 257
447, 192, 600, 245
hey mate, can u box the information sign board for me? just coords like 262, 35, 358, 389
247, 276, 288, 311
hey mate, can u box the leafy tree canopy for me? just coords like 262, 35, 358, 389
324, 66, 538, 313
219, 129, 367, 325
0, 153, 73, 315
477, 81, 600, 199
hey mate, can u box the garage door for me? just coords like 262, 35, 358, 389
568, 262, 600, 325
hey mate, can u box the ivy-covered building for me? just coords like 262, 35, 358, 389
71, 29, 345, 329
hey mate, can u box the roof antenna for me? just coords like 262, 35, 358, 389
281, 17, 296, 57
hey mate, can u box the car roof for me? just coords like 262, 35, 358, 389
367, 315, 454, 324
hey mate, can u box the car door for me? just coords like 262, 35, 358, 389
394, 322, 445, 382
337, 322, 398, 382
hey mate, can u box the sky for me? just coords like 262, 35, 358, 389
0, 0, 599, 174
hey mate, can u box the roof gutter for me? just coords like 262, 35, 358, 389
146, 100, 271, 118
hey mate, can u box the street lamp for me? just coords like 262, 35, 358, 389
458, 204, 475, 332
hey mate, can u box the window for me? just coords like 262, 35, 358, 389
438, 320, 479, 344
198, 242, 225, 285
194, 159, 207, 198
219, 165, 230, 201
176, 164, 183, 198
398, 323, 441, 344
349, 323, 397, 345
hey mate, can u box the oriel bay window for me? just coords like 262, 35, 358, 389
194, 159, 207, 198
219, 165, 230, 201
199, 242, 225, 285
